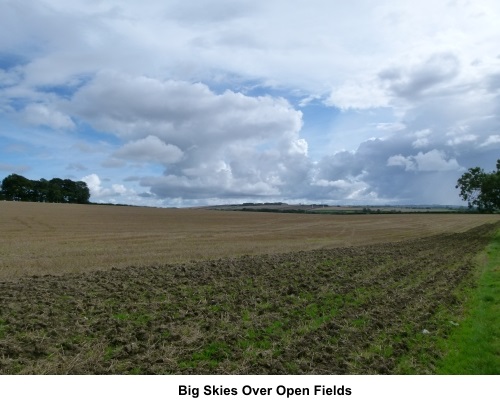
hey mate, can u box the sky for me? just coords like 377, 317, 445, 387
1, 0, 499, 207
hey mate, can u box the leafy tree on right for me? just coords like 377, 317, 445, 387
456, 159, 500, 212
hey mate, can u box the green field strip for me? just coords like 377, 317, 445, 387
437, 230, 500, 374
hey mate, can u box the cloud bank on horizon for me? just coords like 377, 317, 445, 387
1, 0, 499, 207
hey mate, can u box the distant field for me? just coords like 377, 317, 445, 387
205, 203, 462, 213
0, 201, 498, 279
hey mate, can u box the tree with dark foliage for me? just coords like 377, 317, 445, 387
456, 160, 500, 212
0, 174, 90, 203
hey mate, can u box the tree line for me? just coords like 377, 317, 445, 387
0, 174, 90, 204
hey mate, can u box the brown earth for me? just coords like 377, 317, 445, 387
1, 201, 498, 279
0, 222, 497, 374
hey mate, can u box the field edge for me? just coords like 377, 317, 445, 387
436, 229, 500, 374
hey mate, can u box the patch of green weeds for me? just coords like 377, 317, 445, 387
113, 312, 131, 321
284, 361, 300, 373
295, 293, 344, 335
134, 313, 152, 326
319, 258, 334, 268
265, 320, 285, 338
209, 304, 222, 312
298, 291, 314, 300
0, 319, 7, 338
256, 301, 273, 311
374, 341, 394, 359
350, 287, 370, 307
179, 342, 231, 369
104, 345, 118, 361
112, 312, 152, 326
238, 328, 272, 350
242, 309, 251, 323
128, 367, 143, 374
351, 316, 369, 327
237, 318, 291, 354
305, 303, 319, 318
160, 330, 171, 339
61, 334, 90, 350
8, 362, 25, 374
368, 332, 394, 359
104, 297, 118, 307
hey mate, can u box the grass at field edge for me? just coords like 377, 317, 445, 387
436, 230, 500, 374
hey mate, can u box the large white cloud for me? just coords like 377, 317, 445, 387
67, 72, 309, 200
81, 173, 128, 199
21, 103, 75, 130
69, 72, 303, 143
113, 135, 183, 165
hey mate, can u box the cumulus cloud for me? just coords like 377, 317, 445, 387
22, 103, 75, 130
480, 135, 500, 147
327, 80, 390, 110
387, 150, 461, 172
141, 171, 281, 200
113, 135, 183, 165
140, 139, 311, 200
387, 154, 417, 171
446, 134, 478, 146
376, 122, 407, 132
69, 72, 303, 144
81, 173, 130, 199
68, 72, 311, 200
412, 138, 430, 149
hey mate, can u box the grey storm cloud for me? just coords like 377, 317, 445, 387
381, 53, 460, 98
313, 139, 461, 204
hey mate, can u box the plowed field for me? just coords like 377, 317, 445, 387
0, 222, 497, 374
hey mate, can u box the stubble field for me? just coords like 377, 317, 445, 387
1, 201, 498, 279
0, 201, 498, 374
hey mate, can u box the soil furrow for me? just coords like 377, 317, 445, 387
0, 223, 497, 374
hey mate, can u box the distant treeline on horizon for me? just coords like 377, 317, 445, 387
0, 173, 90, 204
